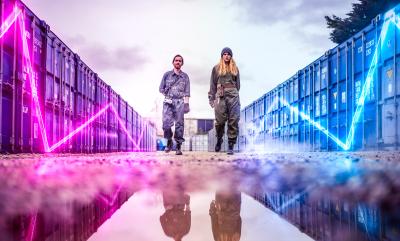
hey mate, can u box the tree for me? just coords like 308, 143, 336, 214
325, 0, 400, 44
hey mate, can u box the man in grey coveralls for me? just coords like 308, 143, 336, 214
159, 54, 190, 155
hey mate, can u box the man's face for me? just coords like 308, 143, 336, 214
222, 53, 231, 62
173, 56, 183, 70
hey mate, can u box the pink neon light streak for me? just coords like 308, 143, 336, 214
48, 103, 112, 152
110, 105, 141, 150
0, 6, 21, 38
18, 14, 50, 152
136, 127, 146, 151
26, 213, 37, 241
99, 183, 124, 206
0, 5, 152, 153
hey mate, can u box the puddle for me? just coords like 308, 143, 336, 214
88, 189, 312, 241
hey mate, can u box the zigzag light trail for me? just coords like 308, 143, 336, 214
358, 206, 372, 241
48, 103, 112, 152
280, 98, 348, 150
244, 98, 279, 149
345, 19, 391, 149
395, 15, 400, 29
110, 105, 141, 150
0, 5, 149, 153
19, 13, 50, 152
250, 15, 395, 151
275, 188, 309, 214
99, 182, 124, 207
26, 213, 37, 241
0, 6, 20, 38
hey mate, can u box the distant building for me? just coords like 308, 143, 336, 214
183, 118, 214, 136
156, 118, 214, 151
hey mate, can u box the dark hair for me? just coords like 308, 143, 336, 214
172, 54, 184, 64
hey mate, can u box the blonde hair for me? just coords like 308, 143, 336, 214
217, 58, 238, 76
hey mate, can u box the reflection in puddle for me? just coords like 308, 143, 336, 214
251, 191, 400, 241
0, 152, 399, 240
160, 188, 191, 240
210, 189, 242, 241
89, 190, 312, 241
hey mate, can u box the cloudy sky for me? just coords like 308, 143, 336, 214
23, 0, 354, 124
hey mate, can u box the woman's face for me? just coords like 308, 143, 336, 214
222, 53, 232, 63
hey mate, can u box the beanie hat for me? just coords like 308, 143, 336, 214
221, 47, 233, 57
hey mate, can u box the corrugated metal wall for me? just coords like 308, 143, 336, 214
236, 4, 400, 152
252, 192, 389, 240
0, 0, 156, 153
2, 187, 135, 241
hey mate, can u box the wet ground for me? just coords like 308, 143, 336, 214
0, 151, 400, 241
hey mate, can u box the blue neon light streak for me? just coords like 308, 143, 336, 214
358, 206, 372, 240
345, 19, 391, 150
245, 12, 398, 151
265, 195, 279, 211
274, 189, 308, 213
395, 16, 400, 29
244, 98, 279, 148
279, 98, 348, 150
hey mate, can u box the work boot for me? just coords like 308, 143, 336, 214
215, 138, 223, 152
227, 143, 234, 155
164, 139, 173, 153
176, 143, 182, 155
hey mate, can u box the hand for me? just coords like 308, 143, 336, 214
184, 103, 190, 114
209, 100, 215, 108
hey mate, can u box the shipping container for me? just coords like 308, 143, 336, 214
250, 191, 391, 241
1, 188, 136, 241
190, 134, 208, 151
118, 97, 127, 152
132, 109, 138, 150
126, 105, 134, 151
93, 77, 108, 152
237, 4, 400, 152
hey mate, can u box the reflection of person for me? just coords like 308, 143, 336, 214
208, 47, 240, 155
159, 54, 191, 155
160, 190, 191, 241
209, 191, 242, 241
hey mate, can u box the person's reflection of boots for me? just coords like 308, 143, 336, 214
160, 190, 191, 241
209, 191, 242, 241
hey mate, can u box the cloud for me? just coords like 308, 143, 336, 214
184, 64, 214, 87
65, 35, 148, 72
232, 0, 354, 50
232, 0, 352, 25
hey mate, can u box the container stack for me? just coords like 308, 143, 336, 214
0, 0, 156, 153
237, 5, 400, 152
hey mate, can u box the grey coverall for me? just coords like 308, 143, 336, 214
159, 70, 190, 145
208, 66, 241, 145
